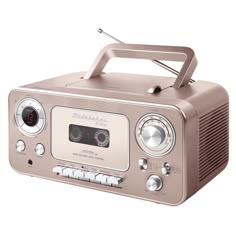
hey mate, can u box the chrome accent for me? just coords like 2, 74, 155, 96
16, 140, 25, 152
142, 125, 165, 148
35, 143, 45, 156
146, 175, 163, 191
161, 162, 171, 175
15, 98, 46, 136
138, 158, 148, 170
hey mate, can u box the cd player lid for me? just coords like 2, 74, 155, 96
65, 72, 175, 95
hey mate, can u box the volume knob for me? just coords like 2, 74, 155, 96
142, 124, 165, 148
146, 175, 163, 191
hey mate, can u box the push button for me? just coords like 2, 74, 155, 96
84, 172, 98, 182
52, 166, 65, 175
16, 140, 25, 152
107, 176, 122, 186
62, 168, 75, 177
73, 170, 84, 179
75, 170, 88, 180
96, 174, 109, 185
35, 143, 45, 156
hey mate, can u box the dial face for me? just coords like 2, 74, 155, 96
15, 98, 46, 136
136, 114, 175, 157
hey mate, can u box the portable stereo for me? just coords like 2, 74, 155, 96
8, 42, 229, 205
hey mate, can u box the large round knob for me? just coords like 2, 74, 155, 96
146, 175, 163, 191
142, 124, 165, 148
136, 114, 176, 157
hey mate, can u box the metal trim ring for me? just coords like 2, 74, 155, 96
15, 98, 46, 136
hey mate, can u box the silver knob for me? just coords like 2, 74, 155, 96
142, 125, 165, 148
161, 162, 171, 175
146, 175, 163, 191
16, 140, 25, 152
138, 158, 148, 170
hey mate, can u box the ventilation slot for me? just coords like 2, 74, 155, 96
199, 103, 229, 182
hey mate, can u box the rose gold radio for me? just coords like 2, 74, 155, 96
9, 41, 229, 205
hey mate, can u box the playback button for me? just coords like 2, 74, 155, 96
16, 140, 25, 152
96, 174, 109, 185
107, 176, 122, 185
35, 143, 45, 156
95, 174, 122, 186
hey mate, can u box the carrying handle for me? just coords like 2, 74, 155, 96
83, 43, 197, 88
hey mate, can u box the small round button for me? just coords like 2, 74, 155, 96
35, 143, 45, 156
146, 175, 163, 191
16, 140, 25, 152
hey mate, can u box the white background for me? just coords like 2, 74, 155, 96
0, 1, 235, 235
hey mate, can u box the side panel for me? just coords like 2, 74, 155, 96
9, 89, 185, 205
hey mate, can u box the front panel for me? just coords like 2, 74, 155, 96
9, 89, 185, 205
51, 106, 129, 171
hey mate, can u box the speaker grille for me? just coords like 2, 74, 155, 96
199, 103, 229, 182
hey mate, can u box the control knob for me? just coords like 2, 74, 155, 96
141, 124, 165, 148
146, 175, 163, 191
136, 114, 175, 157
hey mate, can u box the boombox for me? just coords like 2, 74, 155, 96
9, 43, 229, 205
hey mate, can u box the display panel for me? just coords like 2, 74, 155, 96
22, 106, 39, 127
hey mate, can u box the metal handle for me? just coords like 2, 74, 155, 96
83, 43, 197, 88
97, 28, 182, 78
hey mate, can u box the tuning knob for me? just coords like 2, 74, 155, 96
136, 114, 175, 157
146, 175, 163, 191
141, 124, 165, 148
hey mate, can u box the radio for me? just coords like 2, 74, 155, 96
9, 32, 229, 205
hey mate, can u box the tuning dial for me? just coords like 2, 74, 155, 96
136, 114, 175, 157
146, 175, 163, 191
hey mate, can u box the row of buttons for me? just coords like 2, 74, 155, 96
16, 140, 45, 156
53, 166, 122, 187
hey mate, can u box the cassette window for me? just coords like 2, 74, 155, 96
69, 124, 110, 148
